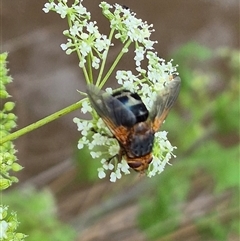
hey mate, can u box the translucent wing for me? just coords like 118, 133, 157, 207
150, 76, 181, 132
87, 85, 137, 144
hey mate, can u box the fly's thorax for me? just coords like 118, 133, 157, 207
112, 90, 149, 123
132, 122, 151, 134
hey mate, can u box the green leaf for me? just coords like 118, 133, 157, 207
2, 188, 77, 241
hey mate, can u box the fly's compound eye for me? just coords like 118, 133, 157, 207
128, 162, 142, 169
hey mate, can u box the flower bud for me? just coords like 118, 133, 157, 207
0, 90, 10, 99
4, 102, 15, 112
11, 163, 23, 172
0, 178, 11, 190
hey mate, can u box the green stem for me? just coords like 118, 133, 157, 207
74, 42, 90, 84
95, 28, 115, 87
99, 39, 132, 89
0, 100, 84, 145
67, 14, 90, 84
87, 53, 93, 83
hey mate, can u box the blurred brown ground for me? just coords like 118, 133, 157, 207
1, 0, 239, 240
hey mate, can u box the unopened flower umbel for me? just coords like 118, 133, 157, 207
43, 1, 181, 182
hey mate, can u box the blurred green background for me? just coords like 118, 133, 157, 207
137, 45, 239, 241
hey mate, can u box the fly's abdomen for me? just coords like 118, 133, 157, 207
129, 131, 154, 157
127, 122, 154, 157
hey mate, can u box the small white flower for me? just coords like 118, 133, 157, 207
110, 169, 122, 182
147, 171, 154, 178
79, 41, 91, 57
110, 172, 117, 182
164, 152, 173, 163
99, 2, 113, 10
105, 87, 113, 94
115, 167, 122, 178
79, 58, 86, 67
108, 163, 114, 170
97, 168, 106, 179
77, 136, 89, 149
120, 160, 130, 174
92, 56, 100, 69
90, 151, 101, 158
73, 117, 80, 124
143, 38, 156, 50
101, 159, 114, 170
165, 140, 175, 152
75, 120, 93, 136
91, 133, 108, 147
60, 39, 73, 51
81, 100, 92, 114
134, 46, 145, 66
42, 2, 55, 13
155, 131, 168, 140
88, 142, 95, 150
95, 35, 111, 52
147, 155, 163, 177
73, 4, 90, 17
69, 22, 83, 36
116, 70, 125, 84
86, 21, 98, 34
147, 68, 161, 83
55, 2, 69, 18
108, 144, 119, 156
0, 220, 8, 239
116, 70, 140, 92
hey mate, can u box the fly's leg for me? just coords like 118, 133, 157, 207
90, 127, 113, 138
106, 148, 125, 164
90, 128, 125, 165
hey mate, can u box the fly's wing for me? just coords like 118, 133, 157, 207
150, 76, 181, 132
87, 85, 137, 144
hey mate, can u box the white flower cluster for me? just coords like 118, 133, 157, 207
116, 53, 178, 111
100, 2, 156, 48
42, 1, 158, 72
112, 54, 178, 180
43, 0, 179, 181
43, 0, 111, 69
0, 206, 8, 239
73, 113, 131, 182
0, 205, 27, 240
74, 55, 178, 182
